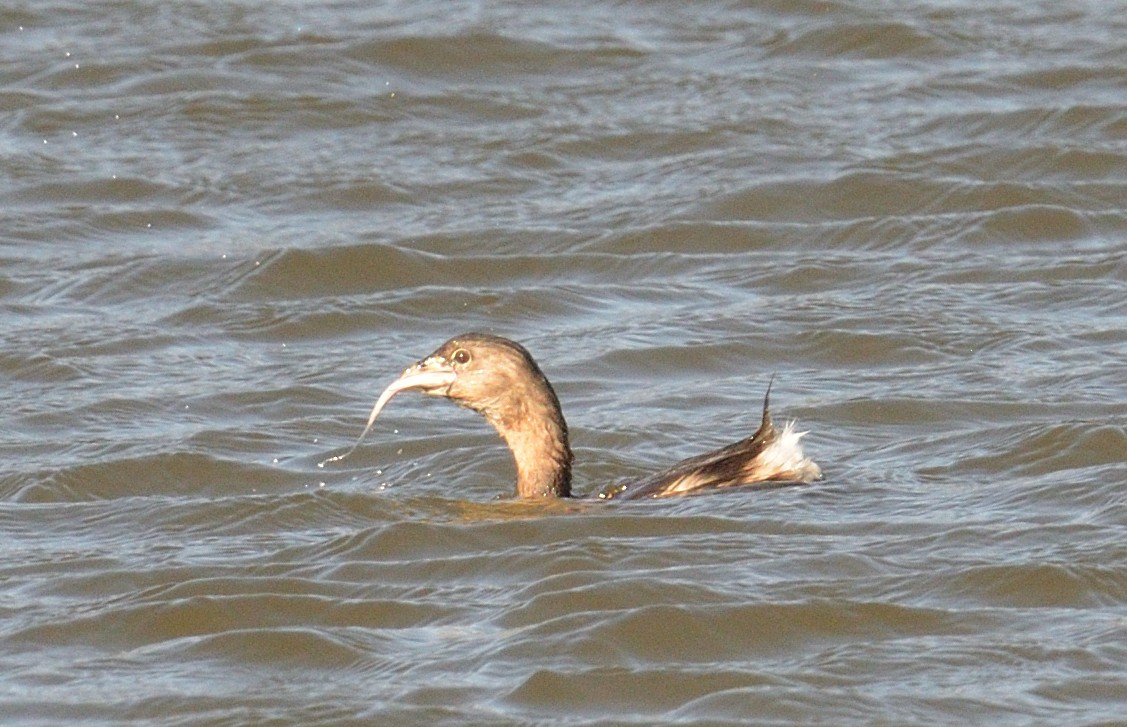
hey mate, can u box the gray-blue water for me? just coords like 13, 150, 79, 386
2, 2, 1125, 724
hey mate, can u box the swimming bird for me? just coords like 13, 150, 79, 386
324, 333, 821, 499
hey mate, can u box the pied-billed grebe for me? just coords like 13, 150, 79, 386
322, 333, 821, 499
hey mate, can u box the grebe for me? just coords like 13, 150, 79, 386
324, 333, 820, 499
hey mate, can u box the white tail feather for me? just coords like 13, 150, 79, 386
750, 420, 821, 482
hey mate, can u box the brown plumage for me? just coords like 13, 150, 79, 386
324, 333, 821, 499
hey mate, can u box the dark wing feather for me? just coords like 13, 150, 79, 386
600, 379, 788, 500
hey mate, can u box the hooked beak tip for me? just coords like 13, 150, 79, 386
321, 360, 457, 467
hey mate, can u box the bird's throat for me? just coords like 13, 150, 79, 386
488, 397, 573, 498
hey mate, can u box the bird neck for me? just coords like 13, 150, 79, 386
485, 388, 573, 498
511, 423, 573, 499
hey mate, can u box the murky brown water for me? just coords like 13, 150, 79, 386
2, 1, 1126, 725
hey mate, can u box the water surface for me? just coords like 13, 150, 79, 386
2, 1, 1125, 725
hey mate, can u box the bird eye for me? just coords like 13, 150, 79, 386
452, 348, 471, 365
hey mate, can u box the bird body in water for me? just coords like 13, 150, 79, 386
325, 333, 821, 499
